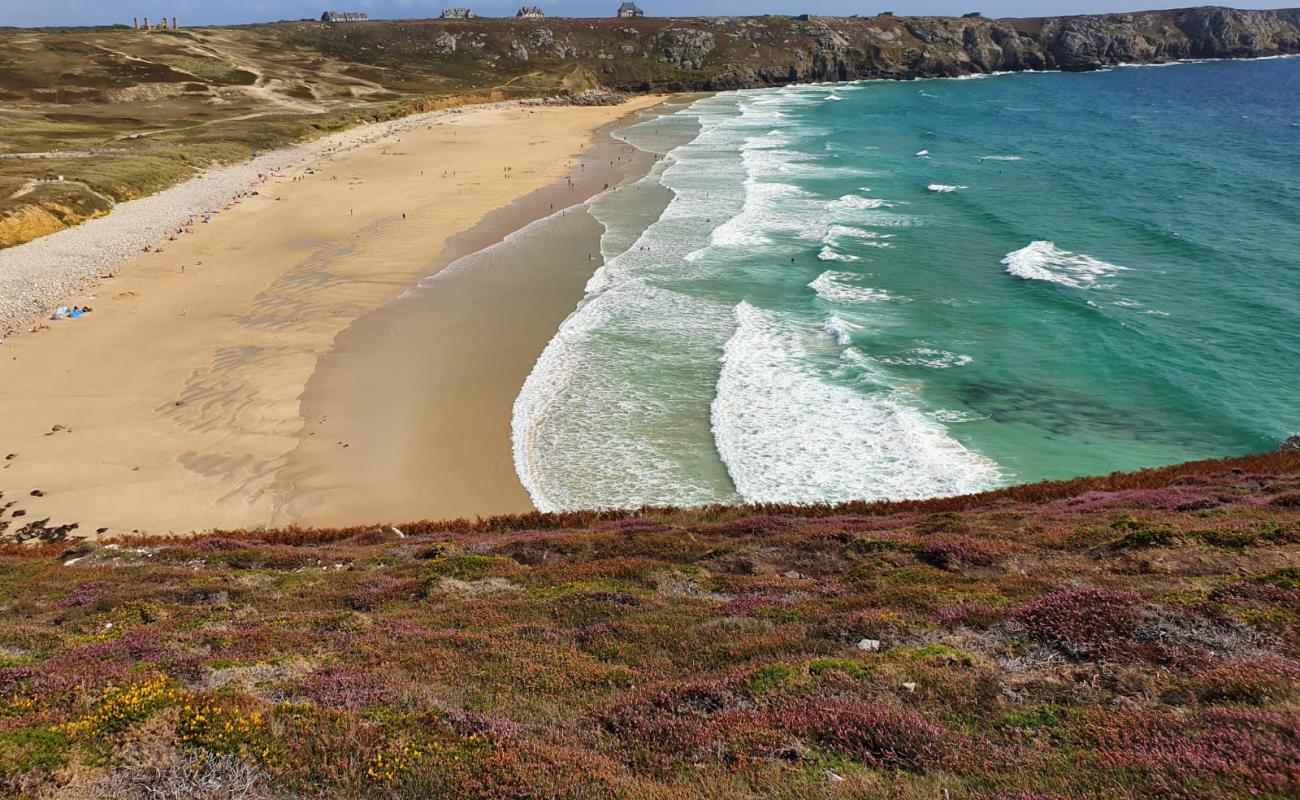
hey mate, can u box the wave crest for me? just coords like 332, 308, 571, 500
1001, 240, 1129, 288
711, 303, 1001, 504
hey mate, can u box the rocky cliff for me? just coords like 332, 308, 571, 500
282, 6, 1300, 93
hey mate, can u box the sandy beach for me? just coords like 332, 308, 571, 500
0, 96, 666, 537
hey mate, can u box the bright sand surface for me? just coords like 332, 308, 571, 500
0, 97, 665, 536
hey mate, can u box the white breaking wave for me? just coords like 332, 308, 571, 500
824, 225, 894, 248
513, 92, 759, 512
927, 183, 967, 193
1001, 240, 1129, 288
817, 245, 859, 262
843, 211, 920, 228
826, 225, 891, 240
876, 348, 974, 369
711, 303, 1001, 504
933, 409, 991, 423
979, 155, 1023, 161
809, 270, 896, 304
806, 270, 899, 305
824, 314, 858, 346
829, 194, 893, 210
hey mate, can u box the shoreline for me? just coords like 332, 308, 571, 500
0, 95, 667, 538
275, 98, 692, 526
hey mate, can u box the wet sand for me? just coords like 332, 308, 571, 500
0, 97, 666, 537
277, 113, 665, 526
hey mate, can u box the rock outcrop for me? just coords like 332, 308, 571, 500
594, 6, 1300, 91
653, 28, 716, 71
286, 8, 1300, 94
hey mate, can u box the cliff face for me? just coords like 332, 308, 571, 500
283, 7, 1300, 93
631, 7, 1300, 89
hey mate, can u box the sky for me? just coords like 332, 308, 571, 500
1, 0, 1293, 29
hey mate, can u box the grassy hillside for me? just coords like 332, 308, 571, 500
2, 7, 1298, 249
0, 24, 519, 249
1, 450, 1298, 797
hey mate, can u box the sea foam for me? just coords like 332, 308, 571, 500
817, 246, 859, 262
829, 194, 893, 210
809, 270, 896, 304
1001, 240, 1129, 288
711, 303, 1001, 504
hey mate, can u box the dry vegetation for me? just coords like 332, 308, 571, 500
0, 23, 544, 248
1, 451, 1298, 798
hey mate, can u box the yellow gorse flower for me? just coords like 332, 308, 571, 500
366, 742, 437, 783
56, 675, 184, 737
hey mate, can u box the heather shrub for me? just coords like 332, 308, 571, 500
1108, 517, 1180, 549
1113, 488, 1224, 512
1, 452, 1297, 797
1075, 708, 1300, 795
773, 698, 947, 770
813, 608, 909, 644
848, 531, 922, 555
1194, 523, 1297, 549
915, 512, 969, 534
598, 680, 750, 766
1270, 491, 1300, 508
1184, 658, 1300, 705
295, 664, 394, 710
192, 537, 264, 552
467, 739, 629, 799
420, 554, 516, 589
53, 579, 112, 608
1015, 588, 1140, 658
596, 518, 674, 534
937, 600, 1009, 629
708, 515, 795, 536
917, 535, 1009, 569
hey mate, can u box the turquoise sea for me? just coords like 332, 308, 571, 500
513, 57, 1300, 511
